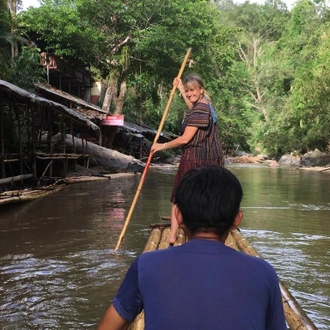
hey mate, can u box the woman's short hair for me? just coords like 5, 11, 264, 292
183, 74, 204, 89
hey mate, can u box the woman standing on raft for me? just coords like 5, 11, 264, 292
151, 74, 224, 245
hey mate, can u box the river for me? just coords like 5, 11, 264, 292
0, 165, 329, 329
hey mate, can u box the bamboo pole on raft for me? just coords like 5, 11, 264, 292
114, 48, 192, 251
230, 229, 318, 330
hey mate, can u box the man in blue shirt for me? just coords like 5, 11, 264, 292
97, 165, 287, 330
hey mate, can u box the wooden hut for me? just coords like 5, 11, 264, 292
0, 79, 101, 190
35, 83, 176, 160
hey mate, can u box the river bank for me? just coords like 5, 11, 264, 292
50, 154, 330, 184
2, 154, 329, 207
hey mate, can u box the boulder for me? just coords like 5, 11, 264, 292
269, 160, 279, 167
300, 149, 330, 167
278, 154, 300, 167
232, 155, 266, 163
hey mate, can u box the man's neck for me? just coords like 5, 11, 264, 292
188, 231, 229, 244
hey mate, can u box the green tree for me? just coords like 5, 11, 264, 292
17, 0, 330, 156
254, 0, 330, 156
285, 27, 330, 152
0, 0, 14, 79
11, 44, 46, 90
217, 1, 292, 154
18, 0, 237, 116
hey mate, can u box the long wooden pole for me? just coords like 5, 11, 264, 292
114, 47, 192, 251
0, 103, 4, 179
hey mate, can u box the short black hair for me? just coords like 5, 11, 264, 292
174, 166, 243, 235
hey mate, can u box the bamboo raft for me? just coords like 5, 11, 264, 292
0, 184, 65, 206
128, 223, 318, 330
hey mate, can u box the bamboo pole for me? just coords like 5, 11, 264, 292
0, 174, 34, 185
114, 48, 192, 251
38, 160, 53, 186
17, 105, 24, 179
142, 228, 162, 252
49, 110, 53, 177
31, 106, 37, 179
129, 224, 185, 330
0, 103, 4, 179
0, 185, 64, 206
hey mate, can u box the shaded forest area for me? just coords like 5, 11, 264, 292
1, 0, 330, 160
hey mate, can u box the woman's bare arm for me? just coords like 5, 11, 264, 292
151, 126, 198, 153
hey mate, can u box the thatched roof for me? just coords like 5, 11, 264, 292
35, 83, 177, 141
122, 122, 177, 141
35, 83, 105, 113
0, 79, 100, 132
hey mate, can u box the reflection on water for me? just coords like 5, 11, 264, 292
0, 166, 329, 329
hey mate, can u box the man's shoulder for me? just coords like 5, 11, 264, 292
138, 242, 198, 264
139, 246, 176, 259
138, 241, 276, 273
236, 250, 279, 278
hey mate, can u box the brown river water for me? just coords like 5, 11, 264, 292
0, 165, 329, 329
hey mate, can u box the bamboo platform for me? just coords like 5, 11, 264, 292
128, 223, 317, 330
0, 184, 65, 206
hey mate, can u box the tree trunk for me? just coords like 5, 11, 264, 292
237, 34, 269, 121
114, 71, 127, 114
102, 84, 112, 112
10, 0, 18, 59
54, 134, 145, 174
102, 72, 118, 112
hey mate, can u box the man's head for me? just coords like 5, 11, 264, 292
174, 166, 243, 236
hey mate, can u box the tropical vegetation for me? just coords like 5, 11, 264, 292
1, 0, 330, 158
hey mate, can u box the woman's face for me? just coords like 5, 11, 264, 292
184, 81, 204, 104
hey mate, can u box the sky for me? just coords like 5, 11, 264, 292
21, 0, 296, 11
21, 0, 40, 11
235, 0, 296, 7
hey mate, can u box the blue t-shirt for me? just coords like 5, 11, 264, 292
112, 239, 287, 330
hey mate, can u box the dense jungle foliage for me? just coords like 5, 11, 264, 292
1, 0, 330, 158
